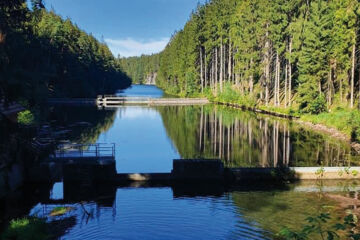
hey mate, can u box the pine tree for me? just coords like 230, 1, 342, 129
297, 0, 332, 113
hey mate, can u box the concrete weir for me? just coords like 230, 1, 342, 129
96, 96, 209, 107
33, 157, 360, 184
59, 159, 360, 184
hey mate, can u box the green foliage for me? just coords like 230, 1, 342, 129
0, 1, 131, 104
216, 84, 257, 108
17, 110, 34, 125
348, 111, 360, 142
315, 167, 326, 178
1, 217, 49, 240
148, 0, 360, 130
279, 212, 360, 240
301, 108, 360, 143
119, 54, 160, 84
306, 94, 327, 115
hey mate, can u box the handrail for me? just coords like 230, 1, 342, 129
55, 143, 115, 158
97, 97, 208, 102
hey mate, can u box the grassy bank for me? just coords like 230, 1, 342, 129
300, 109, 360, 143
1, 217, 49, 240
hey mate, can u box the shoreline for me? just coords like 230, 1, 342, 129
48, 91, 360, 154
214, 101, 360, 154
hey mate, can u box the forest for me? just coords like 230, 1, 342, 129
123, 0, 360, 115
119, 54, 159, 84
0, 0, 131, 105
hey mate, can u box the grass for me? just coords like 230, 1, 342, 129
214, 84, 257, 108
1, 217, 49, 240
258, 105, 300, 117
300, 108, 360, 142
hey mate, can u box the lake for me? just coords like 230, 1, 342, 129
1, 85, 359, 239
92, 85, 357, 173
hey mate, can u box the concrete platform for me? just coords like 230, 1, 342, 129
30, 158, 360, 184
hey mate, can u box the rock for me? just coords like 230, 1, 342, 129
144, 72, 157, 85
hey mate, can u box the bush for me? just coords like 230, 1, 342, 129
348, 111, 360, 143
279, 212, 360, 240
301, 94, 327, 114
185, 72, 198, 96
17, 110, 34, 125
216, 84, 257, 108
2, 217, 49, 240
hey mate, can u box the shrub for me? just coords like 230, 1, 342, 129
216, 84, 257, 108
306, 94, 327, 114
279, 212, 360, 240
17, 110, 34, 125
2, 217, 49, 240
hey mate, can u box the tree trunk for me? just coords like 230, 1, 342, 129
228, 40, 232, 82
233, 55, 236, 84
215, 47, 218, 95
288, 38, 292, 106
275, 53, 279, 106
277, 53, 281, 106
205, 49, 207, 88
200, 47, 204, 93
275, 61, 277, 106
351, 44, 355, 108
285, 60, 288, 107
211, 51, 215, 91
220, 40, 223, 93
327, 68, 332, 107
265, 28, 270, 106
249, 57, 254, 94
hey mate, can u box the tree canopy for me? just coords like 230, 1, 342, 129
0, 0, 131, 104
124, 0, 360, 113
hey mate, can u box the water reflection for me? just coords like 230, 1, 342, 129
48, 104, 358, 172
116, 84, 164, 98
22, 181, 352, 240
46, 85, 358, 171
43, 105, 117, 144
158, 105, 358, 168
96, 106, 180, 173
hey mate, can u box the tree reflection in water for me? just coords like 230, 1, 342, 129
158, 105, 358, 168
49, 104, 359, 168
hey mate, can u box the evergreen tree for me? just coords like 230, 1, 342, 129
297, 0, 332, 113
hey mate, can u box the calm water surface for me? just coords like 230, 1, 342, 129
92, 85, 358, 173
28, 182, 348, 240
116, 84, 164, 98
3, 85, 359, 240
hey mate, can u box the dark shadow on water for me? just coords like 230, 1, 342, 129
48, 216, 77, 239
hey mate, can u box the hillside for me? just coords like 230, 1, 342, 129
122, 0, 360, 142
0, 0, 131, 104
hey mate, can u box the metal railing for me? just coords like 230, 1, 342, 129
54, 143, 115, 158
97, 96, 208, 102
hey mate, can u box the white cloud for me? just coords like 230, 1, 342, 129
105, 37, 170, 57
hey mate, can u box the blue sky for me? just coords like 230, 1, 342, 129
42, 0, 206, 57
